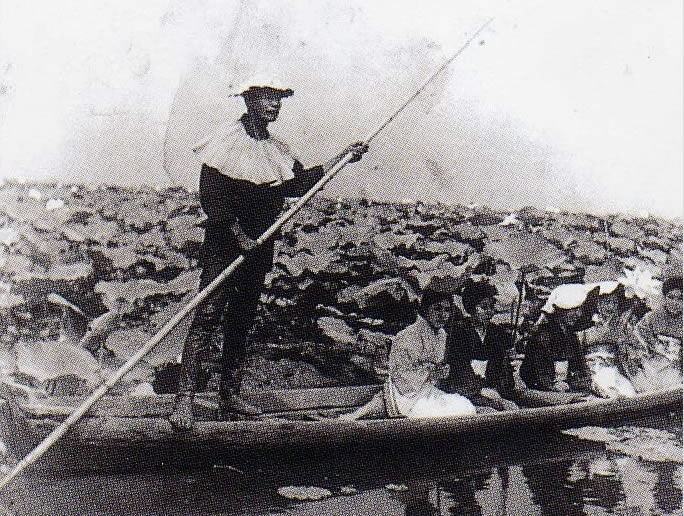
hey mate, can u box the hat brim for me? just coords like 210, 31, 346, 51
239, 86, 294, 98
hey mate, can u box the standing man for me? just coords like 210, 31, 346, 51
170, 82, 367, 430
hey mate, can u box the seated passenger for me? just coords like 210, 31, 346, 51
579, 281, 637, 398
441, 281, 518, 411
520, 284, 596, 393
340, 289, 476, 420
625, 276, 683, 392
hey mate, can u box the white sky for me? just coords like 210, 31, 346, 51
0, 0, 681, 218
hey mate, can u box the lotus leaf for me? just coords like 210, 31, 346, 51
61, 227, 87, 243
480, 225, 515, 242
354, 277, 419, 310
317, 317, 356, 346
641, 235, 671, 253
666, 248, 683, 271
540, 227, 580, 250
292, 229, 336, 256
468, 208, 505, 226
0, 227, 20, 246
94, 269, 200, 307
372, 232, 419, 251
484, 233, 566, 271
336, 285, 364, 305
570, 240, 608, 265
0, 291, 24, 309
275, 250, 337, 277
555, 213, 603, 232
105, 328, 181, 368
421, 240, 472, 259
610, 220, 645, 242
607, 236, 636, 256
329, 224, 374, 248
639, 248, 668, 266
517, 206, 547, 226
451, 224, 487, 244
1, 254, 35, 279
15, 340, 103, 384
166, 215, 204, 248
395, 255, 449, 273
157, 249, 192, 270
277, 486, 332, 501
96, 246, 141, 270
118, 227, 167, 251
408, 260, 472, 292
117, 202, 166, 230
582, 259, 625, 283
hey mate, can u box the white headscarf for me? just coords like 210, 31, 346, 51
542, 283, 593, 314
587, 280, 621, 296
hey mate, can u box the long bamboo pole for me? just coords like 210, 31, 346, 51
0, 17, 493, 490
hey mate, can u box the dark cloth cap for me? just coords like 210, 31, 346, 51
662, 276, 683, 296
461, 280, 498, 315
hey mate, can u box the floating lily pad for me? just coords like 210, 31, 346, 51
317, 317, 356, 346
484, 233, 565, 271
372, 232, 419, 251
277, 486, 332, 501
607, 236, 637, 256
571, 240, 608, 265
15, 340, 103, 384
94, 269, 200, 308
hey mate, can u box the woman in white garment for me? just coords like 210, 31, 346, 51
626, 276, 683, 392
579, 281, 637, 398
340, 289, 476, 420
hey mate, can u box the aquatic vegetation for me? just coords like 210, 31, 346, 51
0, 181, 680, 393
277, 485, 333, 501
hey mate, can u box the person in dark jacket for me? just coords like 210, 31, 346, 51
170, 83, 367, 430
441, 281, 518, 410
520, 284, 596, 393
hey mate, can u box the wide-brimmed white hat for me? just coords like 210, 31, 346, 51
229, 76, 293, 98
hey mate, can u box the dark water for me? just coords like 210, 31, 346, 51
1, 414, 681, 515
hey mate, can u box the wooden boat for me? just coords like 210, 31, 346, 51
1, 384, 681, 471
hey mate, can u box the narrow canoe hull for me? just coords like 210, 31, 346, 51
1, 385, 681, 471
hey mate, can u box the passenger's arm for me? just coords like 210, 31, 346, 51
635, 312, 658, 350
566, 332, 591, 391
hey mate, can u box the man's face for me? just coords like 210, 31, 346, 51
559, 307, 583, 328
425, 299, 452, 330
473, 297, 495, 325
246, 90, 282, 122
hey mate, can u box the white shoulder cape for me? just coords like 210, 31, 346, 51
192, 120, 297, 186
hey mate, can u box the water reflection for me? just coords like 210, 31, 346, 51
1, 418, 681, 515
